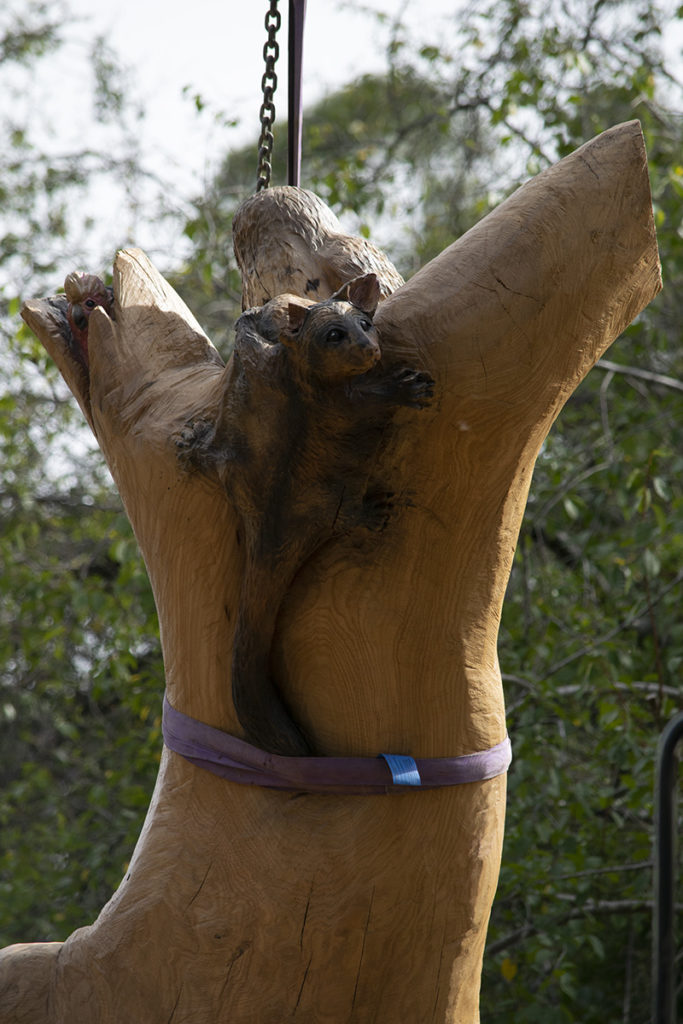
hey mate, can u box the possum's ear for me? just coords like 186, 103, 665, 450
340, 273, 380, 317
281, 298, 310, 344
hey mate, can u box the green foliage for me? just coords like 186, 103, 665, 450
489, 361, 682, 1020
0, 364, 162, 940
0, 0, 164, 944
0, 415, 163, 939
0, 0, 681, 1019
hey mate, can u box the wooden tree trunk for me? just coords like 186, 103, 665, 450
1, 121, 660, 1023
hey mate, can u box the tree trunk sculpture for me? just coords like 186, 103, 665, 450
1, 121, 661, 1023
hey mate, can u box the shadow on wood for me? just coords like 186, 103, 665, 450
1, 121, 661, 1023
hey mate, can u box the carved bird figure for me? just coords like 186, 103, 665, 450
64, 271, 114, 367
232, 186, 405, 309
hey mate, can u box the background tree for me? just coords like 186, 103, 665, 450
0, 0, 165, 940
1, 0, 681, 1020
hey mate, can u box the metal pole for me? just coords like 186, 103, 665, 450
653, 711, 683, 1024
288, 0, 306, 187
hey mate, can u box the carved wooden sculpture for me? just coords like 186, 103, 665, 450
0, 121, 660, 1023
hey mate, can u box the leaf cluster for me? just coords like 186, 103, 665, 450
0, 0, 164, 943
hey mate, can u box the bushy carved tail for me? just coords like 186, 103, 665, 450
231, 559, 312, 757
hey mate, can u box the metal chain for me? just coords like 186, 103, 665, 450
256, 0, 281, 192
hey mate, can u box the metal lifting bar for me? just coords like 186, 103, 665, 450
288, 0, 307, 188
653, 711, 683, 1024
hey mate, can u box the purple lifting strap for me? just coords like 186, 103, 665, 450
162, 696, 512, 795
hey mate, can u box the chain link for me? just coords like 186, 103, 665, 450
256, 0, 281, 192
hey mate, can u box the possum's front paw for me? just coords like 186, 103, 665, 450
389, 366, 435, 408
175, 418, 215, 463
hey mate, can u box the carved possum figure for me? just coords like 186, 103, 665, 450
179, 273, 434, 756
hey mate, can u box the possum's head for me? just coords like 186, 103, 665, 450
281, 273, 381, 381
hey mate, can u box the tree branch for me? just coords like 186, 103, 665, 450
539, 568, 683, 681
596, 358, 683, 393
488, 898, 678, 956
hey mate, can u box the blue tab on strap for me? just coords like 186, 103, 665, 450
380, 753, 422, 786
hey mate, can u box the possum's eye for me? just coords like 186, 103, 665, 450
325, 327, 345, 344
359, 318, 372, 331
84, 299, 96, 309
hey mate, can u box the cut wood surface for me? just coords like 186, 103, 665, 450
0, 121, 661, 1023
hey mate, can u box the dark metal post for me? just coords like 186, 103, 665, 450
653, 711, 683, 1024
288, 0, 306, 187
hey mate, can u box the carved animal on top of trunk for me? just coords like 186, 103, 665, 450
64, 272, 114, 369
232, 185, 405, 308
179, 272, 434, 755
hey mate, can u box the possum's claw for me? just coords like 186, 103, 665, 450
390, 366, 435, 408
176, 418, 215, 458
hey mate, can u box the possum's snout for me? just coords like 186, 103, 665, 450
351, 334, 381, 368
327, 331, 381, 376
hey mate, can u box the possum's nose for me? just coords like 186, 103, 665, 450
355, 340, 381, 370
360, 337, 381, 361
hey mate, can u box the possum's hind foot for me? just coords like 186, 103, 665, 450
175, 418, 216, 466
362, 490, 397, 532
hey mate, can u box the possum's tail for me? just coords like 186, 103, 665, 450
230, 556, 313, 757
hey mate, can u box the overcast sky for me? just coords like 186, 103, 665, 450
62, 0, 457, 192
17, 0, 455, 265
23, 0, 683, 271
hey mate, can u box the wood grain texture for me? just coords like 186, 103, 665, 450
0, 121, 660, 1023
